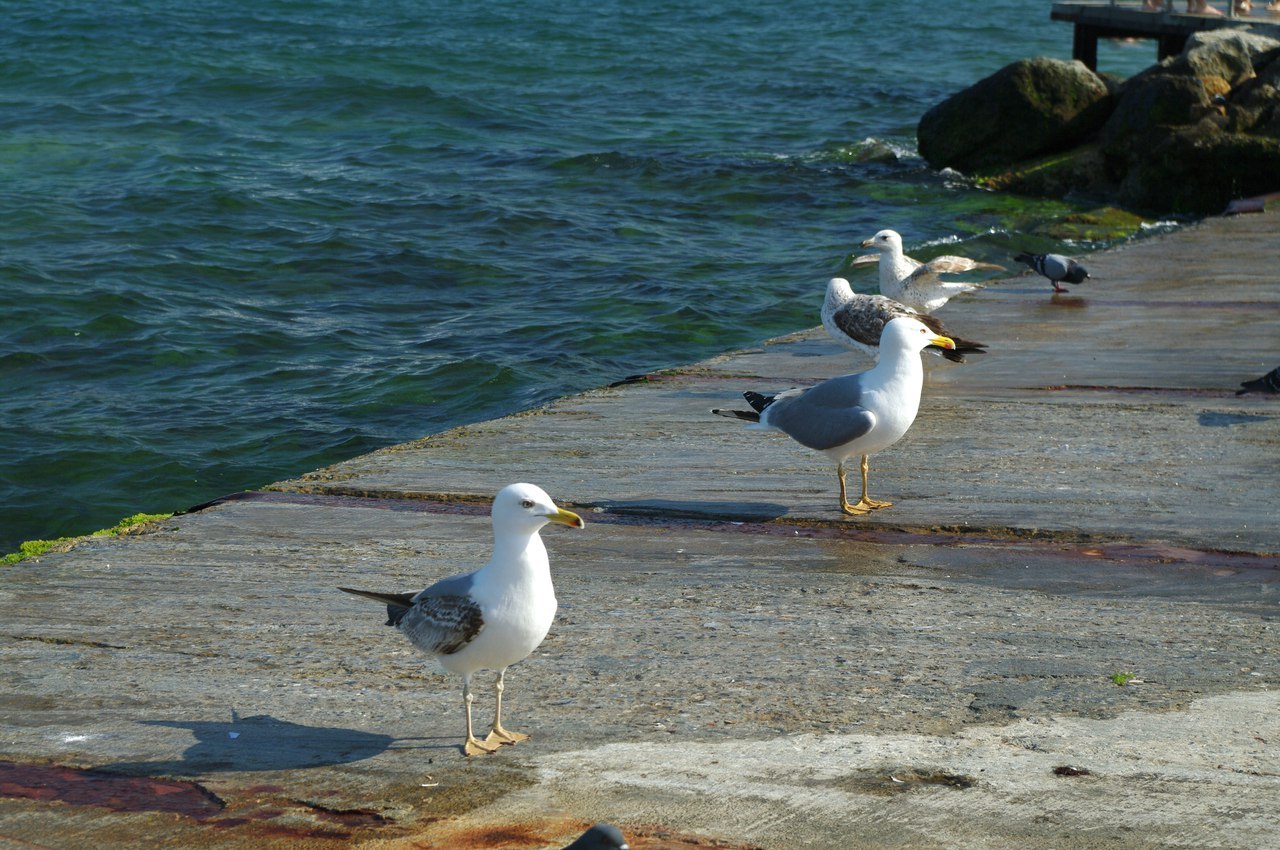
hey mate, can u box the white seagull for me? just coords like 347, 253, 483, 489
340, 483, 584, 756
821, 277, 985, 363
713, 316, 954, 516
859, 229, 1004, 312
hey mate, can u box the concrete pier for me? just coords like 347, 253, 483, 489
1, 211, 1278, 849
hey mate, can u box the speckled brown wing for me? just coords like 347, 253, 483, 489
830, 295, 903, 349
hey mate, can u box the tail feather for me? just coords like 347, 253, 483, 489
712, 389, 777, 421
918, 313, 985, 363
338, 586, 417, 627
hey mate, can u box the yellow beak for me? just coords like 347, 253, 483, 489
931, 334, 956, 350
546, 507, 585, 529
860, 237, 875, 248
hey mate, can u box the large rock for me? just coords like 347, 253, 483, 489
1118, 120, 1280, 214
1168, 31, 1261, 87
916, 57, 1113, 174
1101, 72, 1212, 146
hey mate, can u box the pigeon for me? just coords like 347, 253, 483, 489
1014, 251, 1091, 292
563, 823, 630, 850
1237, 365, 1280, 395
713, 317, 954, 516
821, 277, 985, 364
859, 229, 1004, 312
339, 483, 584, 756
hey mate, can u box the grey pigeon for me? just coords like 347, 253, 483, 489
1014, 252, 1090, 293
563, 823, 629, 850
1237, 365, 1280, 396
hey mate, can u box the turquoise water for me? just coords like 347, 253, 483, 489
0, 1, 1157, 552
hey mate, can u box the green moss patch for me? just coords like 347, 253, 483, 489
2, 512, 171, 565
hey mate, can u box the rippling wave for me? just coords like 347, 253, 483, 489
0, 0, 1158, 550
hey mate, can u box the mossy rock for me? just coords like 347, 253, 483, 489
977, 143, 1117, 198
917, 57, 1113, 174
1029, 207, 1150, 242
1119, 121, 1280, 214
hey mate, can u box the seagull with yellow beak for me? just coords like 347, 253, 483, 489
340, 483, 583, 756
714, 317, 954, 515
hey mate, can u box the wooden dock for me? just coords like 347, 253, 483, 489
1051, 1, 1280, 71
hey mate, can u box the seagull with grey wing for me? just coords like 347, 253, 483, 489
1013, 251, 1091, 293
340, 483, 583, 757
713, 316, 954, 515
822, 277, 985, 363
857, 229, 1005, 312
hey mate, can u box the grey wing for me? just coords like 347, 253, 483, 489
399, 592, 484, 655
763, 375, 876, 451
401, 571, 483, 655
1042, 254, 1071, 279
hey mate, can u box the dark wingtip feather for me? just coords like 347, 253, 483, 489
712, 407, 760, 422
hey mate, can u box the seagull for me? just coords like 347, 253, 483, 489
563, 824, 630, 850
859, 229, 1004, 312
1237, 365, 1280, 395
822, 277, 985, 364
1013, 251, 1091, 292
339, 483, 584, 757
713, 316, 954, 515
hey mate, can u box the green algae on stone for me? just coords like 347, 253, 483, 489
1030, 207, 1150, 242
2, 512, 172, 565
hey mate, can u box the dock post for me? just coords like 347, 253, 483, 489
1072, 24, 1100, 72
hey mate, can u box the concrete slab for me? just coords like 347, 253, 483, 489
1, 211, 1278, 849
273, 211, 1280, 555
2, 495, 1277, 848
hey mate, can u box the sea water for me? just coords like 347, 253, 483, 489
0, 0, 1159, 552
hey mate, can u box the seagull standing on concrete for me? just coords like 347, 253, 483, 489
713, 317, 954, 516
1013, 251, 1091, 292
821, 277, 985, 364
859, 229, 1004, 312
339, 483, 584, 756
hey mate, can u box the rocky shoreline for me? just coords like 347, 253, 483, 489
917, 29, 1280, 215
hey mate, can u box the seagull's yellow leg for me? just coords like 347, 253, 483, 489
838, 460, 872, 515
484, 668, 530, 746
462, 676, 499, 756
860, 454, 894, 510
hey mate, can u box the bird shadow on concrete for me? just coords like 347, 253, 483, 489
100, 713, 455, 775
590, 498, 790, 524
1198, 411, 1273, 427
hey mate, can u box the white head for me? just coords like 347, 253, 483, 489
861, 229, 903, 254
880, 316, 954, 354
491, 483, 585, 534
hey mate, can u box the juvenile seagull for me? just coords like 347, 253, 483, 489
713, 317, 954, 515
1013, 251, 1091, 292
860, 229, 1004, 312
339, 483, 584, 757
822, 277, 985, 364
1237, 365, 1280, 395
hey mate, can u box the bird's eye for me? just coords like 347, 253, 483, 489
520, 499, 535, 509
